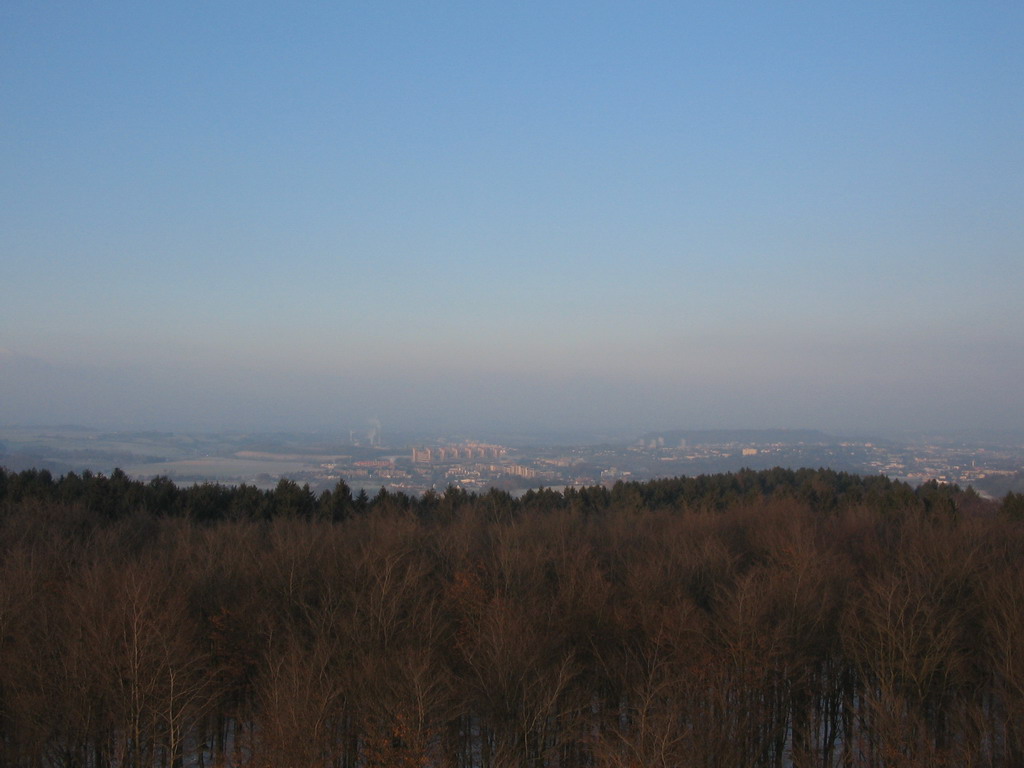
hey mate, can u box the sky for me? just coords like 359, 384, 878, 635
2, 1, 1022, 437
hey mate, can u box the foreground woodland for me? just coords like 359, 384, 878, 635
2, 467, 1024, 767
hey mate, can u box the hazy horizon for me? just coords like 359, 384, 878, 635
3, 3, 1022, 437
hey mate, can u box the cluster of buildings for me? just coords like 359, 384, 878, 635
411, 443, 506, 463
163, 435, 1024, 500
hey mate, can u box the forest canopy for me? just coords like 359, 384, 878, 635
0, 466, 1022, 767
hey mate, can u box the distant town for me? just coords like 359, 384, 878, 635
3, 425, 1023, 500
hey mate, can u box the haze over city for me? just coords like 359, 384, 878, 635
3, 2, 1022, 437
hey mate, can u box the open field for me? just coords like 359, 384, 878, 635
121, 457, 314, 486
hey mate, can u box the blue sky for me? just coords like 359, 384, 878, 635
2, 1, 1022, 436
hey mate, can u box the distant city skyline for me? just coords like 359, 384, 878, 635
3, 424, 1023, 501
3, 2, 1022, 435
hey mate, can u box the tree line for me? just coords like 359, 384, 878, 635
1, 465, 1023, 766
